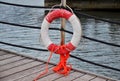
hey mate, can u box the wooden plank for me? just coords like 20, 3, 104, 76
0, 59, 33, 72
90, 77, 107, 81
0, 54, 16, 60
37, 71, 65, 81
54, 71, 85, 81
0, 56, 25, 66
73, 74, 96, 81
0, 63, 45, 81
107, 80, 117, 81
0, 61, 42, 78
37, 71, 74, 81
0, 51, 8, 56
16, 66, 54, 81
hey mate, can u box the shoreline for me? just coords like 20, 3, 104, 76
45, 0, 120, 11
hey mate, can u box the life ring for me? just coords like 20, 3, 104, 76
41, 9, 82, 54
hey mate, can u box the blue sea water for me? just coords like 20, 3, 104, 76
0, 0, 120, 80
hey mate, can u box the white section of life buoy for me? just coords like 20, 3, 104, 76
41, 19, 52, 47
68, 15, 82, 47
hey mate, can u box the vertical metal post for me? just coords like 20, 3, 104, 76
60, 0, 66, 45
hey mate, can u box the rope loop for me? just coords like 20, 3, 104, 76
48, 43, 76, 55
48, 3, 74, 14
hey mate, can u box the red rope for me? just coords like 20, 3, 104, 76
33, 51, 53, 81
50, 44, 73, 75
53, 53, 72, 75
33, 43, 74, 81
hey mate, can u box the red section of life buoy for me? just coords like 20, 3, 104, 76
46, 9, 73, 23
48, 42, 75, 55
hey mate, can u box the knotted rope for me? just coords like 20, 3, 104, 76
48, 43, 75, 75
33, 42, 75, 81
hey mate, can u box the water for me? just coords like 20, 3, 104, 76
0, 1, 120, 80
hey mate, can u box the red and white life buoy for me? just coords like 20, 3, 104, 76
41, 9, 82, 54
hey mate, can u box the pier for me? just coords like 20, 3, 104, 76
0, 49, 117, 81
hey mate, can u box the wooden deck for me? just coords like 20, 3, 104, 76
0, 49, 117, 81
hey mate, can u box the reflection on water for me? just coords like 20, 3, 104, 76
0, 3, 120, 80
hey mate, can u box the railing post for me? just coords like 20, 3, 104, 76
60, 0, 66, 45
